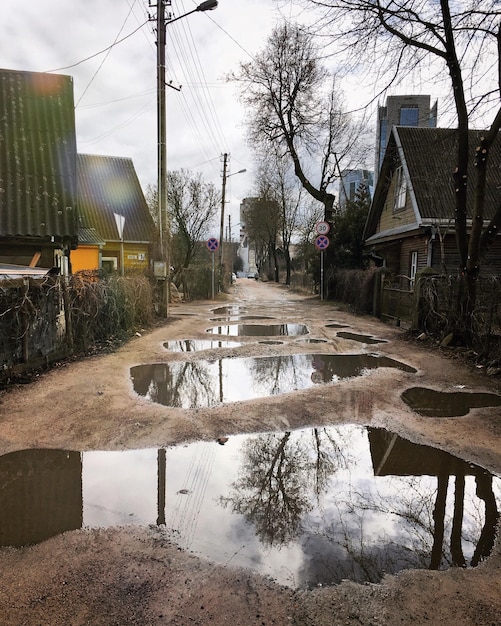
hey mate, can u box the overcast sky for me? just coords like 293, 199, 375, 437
2, 0, 318, 237
3, 0, 453, 237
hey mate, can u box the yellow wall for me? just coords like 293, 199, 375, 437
102, 243, 151, 273
71, 246, 100, 273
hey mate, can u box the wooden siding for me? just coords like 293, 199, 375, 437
378, 171, 415, 233
400, 236, 429, 278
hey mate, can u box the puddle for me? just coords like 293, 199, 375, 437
336, 331, 387, 345
325, 323, 349, 329
402, 387, 501, 417
210, 315, 273, 322
164, 339, 244, 352
211, 305, 248, 316
258, 340, 284, 345
2, 426, 499, 589
207, 323, 309, 337
296, 338, 328, 344
130, 354, 416, 408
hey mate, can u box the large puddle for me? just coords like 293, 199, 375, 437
207, 323, 309, 337
1, 425, 499, 589
402, 387, 501, 417
130, 354, 416, 408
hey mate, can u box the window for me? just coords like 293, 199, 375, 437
410, 251, 418, 289
400, 106, 419, 126
393, 166, 407, 211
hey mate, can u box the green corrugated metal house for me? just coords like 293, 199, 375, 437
0, 68, 78, 273
72, 154, 156, 274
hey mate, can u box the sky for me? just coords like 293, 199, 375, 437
2, 0, 316, 238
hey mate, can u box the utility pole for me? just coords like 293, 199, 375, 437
157, 0, 169, 316
218, 152, 228, 288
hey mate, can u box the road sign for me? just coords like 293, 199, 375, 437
315, 235, 330, 250
206, 237, 219, 252
315, 221, 330, 235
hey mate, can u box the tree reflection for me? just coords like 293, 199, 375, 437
219, 428, 349, 546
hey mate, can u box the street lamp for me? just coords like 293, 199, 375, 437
155, 0, 218, 316
218, 153, 246, 288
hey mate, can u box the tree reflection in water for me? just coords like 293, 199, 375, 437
219, 428, 350, 546
218, 427, 500, 585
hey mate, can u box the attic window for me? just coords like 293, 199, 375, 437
393, 166, 407, 211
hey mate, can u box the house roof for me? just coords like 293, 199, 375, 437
0, 68, 78, 242
365, 126, 501, 241
77, 154, 155, 244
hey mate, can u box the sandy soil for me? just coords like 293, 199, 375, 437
0, 279, 500, 626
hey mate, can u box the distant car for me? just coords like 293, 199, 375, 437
231, 272, 237, 282
247, 272, 258, 280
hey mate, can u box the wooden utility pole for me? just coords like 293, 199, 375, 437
218, 152, 228, 288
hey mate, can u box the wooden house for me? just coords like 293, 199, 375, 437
72, 154, 156, 275
364, 126, 501, 287
0, 68, 78, 274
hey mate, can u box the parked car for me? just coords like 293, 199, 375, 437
247, 272, 258, 280
231, 272, 237, 282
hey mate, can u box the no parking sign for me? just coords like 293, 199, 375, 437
314, 234, 330, 250
206, 237, 219, 252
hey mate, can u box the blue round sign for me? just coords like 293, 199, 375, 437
206, 237, 219, 251
315, 235, 329, 250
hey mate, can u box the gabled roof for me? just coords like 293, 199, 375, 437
365, 126, 501, 240
0, 68, 78, 242
77, 154, 155, 243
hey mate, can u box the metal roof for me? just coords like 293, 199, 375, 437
396, 126, 501, 222
0, 68, 78, 242
0, 263, 51, 279
365, 126, 501, 239
77, 154, 155, 243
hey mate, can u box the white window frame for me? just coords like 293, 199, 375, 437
410, 251, 418, 289
394, 166, 407, 211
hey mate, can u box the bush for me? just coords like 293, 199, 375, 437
325, 267, 376, 313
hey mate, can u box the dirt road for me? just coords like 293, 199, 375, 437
0, 279, 500, 625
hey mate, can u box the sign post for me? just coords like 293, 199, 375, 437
206, 237, 219, 299
314, 234, 330, 301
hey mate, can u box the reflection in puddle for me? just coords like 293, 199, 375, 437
325, 323, 349, 329
402, 387, 501, 417
2, 426, 499, 590
130, 354, 416, 408
210, 315, 273, 322
258, 340, 284, 345
211, 305, 248, 316
296, 338, 328, 344
336, 331, 387, 345
164, 339, 243, 352
207, 323, 309, 337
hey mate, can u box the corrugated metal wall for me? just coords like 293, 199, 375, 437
0, 69, 77, 241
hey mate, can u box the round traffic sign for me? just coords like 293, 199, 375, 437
315, 234, 330, 250
315, 221, 330, 235
206, 237, 219, 251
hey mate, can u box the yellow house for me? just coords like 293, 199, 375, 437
71, 154, 156, 275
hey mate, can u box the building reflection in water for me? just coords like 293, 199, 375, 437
0, 427, 499, 589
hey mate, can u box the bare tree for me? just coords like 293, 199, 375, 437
231, 21, 369, 227
254, 147, 304, 284
166, 169, 220, 285
293, 0, 501, 332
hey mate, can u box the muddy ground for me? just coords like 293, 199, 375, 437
0, 279, 500, 626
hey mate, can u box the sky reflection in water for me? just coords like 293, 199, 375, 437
130, 353, 416, 409
1, 426, 498, 589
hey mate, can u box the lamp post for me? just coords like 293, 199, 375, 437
218, 153, 246, 288
155, 0, 218, 316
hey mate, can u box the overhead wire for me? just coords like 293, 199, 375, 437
76, 0, 139, 107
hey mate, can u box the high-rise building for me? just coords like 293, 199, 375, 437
375, 95, 438, 181
338, 169, 374, 212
